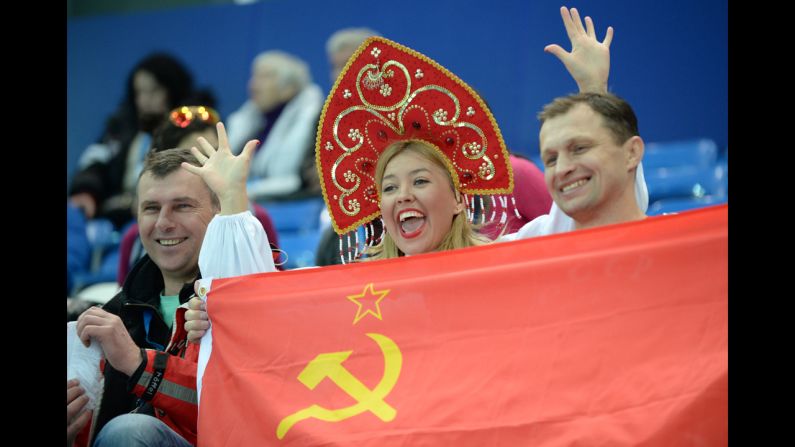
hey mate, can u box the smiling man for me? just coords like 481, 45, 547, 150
72, 148, 218, 446
136, 156, 218, 294
537, 92, 646, 230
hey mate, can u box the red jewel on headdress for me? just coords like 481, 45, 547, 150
445, 137, 455, 146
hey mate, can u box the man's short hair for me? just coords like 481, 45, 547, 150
538, 92, 639, 145
139, 148, 220, 209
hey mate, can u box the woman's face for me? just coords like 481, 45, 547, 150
134, 70, 169, 117
380, 150, 464, 255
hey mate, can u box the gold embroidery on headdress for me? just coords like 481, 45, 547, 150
328, 59, 493, 219
316, 37, 514, 235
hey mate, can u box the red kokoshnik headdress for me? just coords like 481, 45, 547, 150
316, 37, 519, 259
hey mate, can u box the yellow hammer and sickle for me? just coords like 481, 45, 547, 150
276, 333, 402, 440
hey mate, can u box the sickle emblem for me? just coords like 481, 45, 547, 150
276, 333, 402, 439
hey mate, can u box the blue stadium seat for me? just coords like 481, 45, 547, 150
647, 195, 727, 216
85, 218, 118, 267
644, 165, 721, 203
643, 138, 718, 171
258, 197, 326, 233
641, 138, 725, 202
70, 218, 128, 294
711, 160, 728, 197
71, 248, 120, 294
277, 230, 323, 270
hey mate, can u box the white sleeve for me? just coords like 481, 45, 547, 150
198, 210, 276, 278
498, 204, 575, 242
497, 231, 520, 242
197, 210, 276, 407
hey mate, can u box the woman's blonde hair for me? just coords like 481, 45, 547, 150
364, 140, 490, 261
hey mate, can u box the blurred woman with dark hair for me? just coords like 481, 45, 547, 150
69, 52, 215, 228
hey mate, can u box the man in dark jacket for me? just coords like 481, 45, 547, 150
69, 147, 219, 446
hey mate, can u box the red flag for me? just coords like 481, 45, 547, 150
199, 205, 727, 446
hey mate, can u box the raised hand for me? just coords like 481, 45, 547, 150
545, 6, 613, 93
181, 121, 259, 215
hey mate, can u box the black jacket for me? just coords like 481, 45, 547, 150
69, 109, 142, 228
91, 254, 196, 441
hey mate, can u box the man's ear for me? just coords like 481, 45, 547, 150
625, 136, 644, 171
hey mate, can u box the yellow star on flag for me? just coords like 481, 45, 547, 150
347, 283, 390, 324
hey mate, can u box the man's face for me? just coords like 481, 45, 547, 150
249, 61, 292, 112
539, 103, 635, 224
137, 169, 216, 285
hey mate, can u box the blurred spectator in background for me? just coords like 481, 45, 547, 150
326, 27, 382, 81
68, 52, 215, 228
226, 50, 323, 201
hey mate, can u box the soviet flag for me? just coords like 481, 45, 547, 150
197, 205, 727, 446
